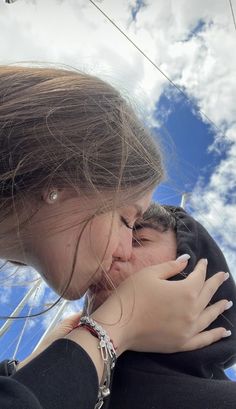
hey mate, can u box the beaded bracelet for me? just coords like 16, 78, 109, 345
77, 316, 117, 409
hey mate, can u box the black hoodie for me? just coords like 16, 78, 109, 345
105, 206, 236, 409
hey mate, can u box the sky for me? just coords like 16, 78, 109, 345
0, 0, 236, 379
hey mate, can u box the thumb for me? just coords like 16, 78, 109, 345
152, 254, 191, 280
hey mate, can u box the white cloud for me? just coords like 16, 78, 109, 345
190, 140, 236, 278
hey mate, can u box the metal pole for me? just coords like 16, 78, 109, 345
33, 299, 69, 351
180, 192, 188, 209
0, 279, 42, 337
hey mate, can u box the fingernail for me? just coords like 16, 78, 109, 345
222, 330, 232, 338
224, 272, 230, 281
225, 301, 233, 310
176, 254, 191, 263
201, 258, 208, 265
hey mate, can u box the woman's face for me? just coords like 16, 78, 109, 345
23, 190, 153, 299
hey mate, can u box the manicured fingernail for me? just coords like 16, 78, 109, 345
224, 272, 230, 281
176, 254, 191, 263
225, 301, 233, 310
222, 330, 232, 338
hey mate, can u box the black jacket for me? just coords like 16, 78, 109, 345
0, 339, 98, 408
105, 206, 236, 409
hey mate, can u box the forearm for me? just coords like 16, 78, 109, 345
13, 338, 99, 409
65, 327, 106, 383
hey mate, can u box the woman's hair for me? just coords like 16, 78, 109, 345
0, 65, 163, 209
0, 65, 164, 309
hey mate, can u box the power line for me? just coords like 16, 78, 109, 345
90, 0, 181, 93
229, 0, 236, 32
89, 0, 224, 137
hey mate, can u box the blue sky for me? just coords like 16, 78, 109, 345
153, 91, 218, 204
0, 0, 235, 382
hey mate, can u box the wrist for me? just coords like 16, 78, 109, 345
66, 327, 105, 381
90, 294, 130, 356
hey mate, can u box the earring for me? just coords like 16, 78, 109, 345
48, 191, 58, 202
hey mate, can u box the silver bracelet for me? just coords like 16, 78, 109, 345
79, 316, 117, 409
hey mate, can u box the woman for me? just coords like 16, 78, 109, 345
0, 66, 230, 409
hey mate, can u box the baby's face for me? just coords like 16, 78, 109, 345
87, 226, 177, 313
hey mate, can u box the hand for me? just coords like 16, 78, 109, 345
91, 259, 231, 355
17, 313, 82, 370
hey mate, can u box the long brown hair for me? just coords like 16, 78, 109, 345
0, 65, 164, 314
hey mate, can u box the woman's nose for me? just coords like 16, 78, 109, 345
113, 230, 133, 261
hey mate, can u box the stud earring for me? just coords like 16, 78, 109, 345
48, 191, 58, 202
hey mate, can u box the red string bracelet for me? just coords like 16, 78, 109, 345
73, 322, 117, 351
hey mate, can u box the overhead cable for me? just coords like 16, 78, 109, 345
89, 0, 224, 137
229, 0, 236, 32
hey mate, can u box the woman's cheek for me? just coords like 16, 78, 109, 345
89, 218, 112, 257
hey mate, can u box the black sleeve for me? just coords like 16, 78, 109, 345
0, 339, 99, 409
0, 376, 42, 408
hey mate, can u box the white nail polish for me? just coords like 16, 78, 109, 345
176, 254, 191, 263
224, 272, 230, 281
222, 330, 232, 338
225, 301, 233, 310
